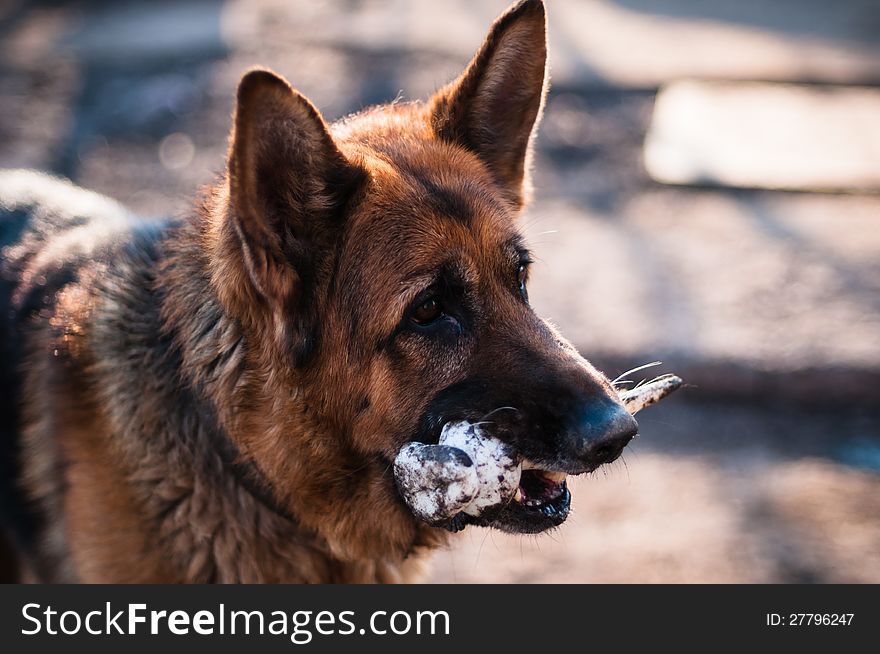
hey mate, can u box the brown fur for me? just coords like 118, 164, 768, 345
0, 1, 632, 583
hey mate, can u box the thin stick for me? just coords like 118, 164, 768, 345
618, 374, 683, 415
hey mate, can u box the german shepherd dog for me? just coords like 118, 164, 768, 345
0, 0, 637, 583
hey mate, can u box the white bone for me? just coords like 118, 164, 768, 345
393, 442, 479, 524
439, 422, 521, 516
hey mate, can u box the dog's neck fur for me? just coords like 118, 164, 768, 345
118, 202, 442, 582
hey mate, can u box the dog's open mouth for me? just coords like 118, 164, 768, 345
458, 459, 573, 534
486, 461, 571, 533
515, 464, 567, 507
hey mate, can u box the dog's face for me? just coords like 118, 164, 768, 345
217, 0, 636, 538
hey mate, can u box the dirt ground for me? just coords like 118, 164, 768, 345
1, 0, 878, 582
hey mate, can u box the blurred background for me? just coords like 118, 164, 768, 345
1, 0, 879, 582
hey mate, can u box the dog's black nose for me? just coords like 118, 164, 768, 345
572, 401, 638, 471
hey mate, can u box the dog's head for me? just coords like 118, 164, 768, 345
211, 0, 636, 543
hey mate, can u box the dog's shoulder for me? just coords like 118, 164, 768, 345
0, 169, 170, 315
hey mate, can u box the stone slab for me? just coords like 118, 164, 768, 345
645, 81, 880, 191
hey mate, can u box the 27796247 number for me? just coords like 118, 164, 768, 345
766, 613, 854, 626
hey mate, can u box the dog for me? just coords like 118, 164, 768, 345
0, 0, 637, 583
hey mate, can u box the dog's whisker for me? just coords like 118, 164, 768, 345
480, 406, 520, 421
475, 527, 493, 566
612, 361, 663, 384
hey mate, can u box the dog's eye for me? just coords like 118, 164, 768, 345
517, 265, 529, 302
411, 297, 443, 325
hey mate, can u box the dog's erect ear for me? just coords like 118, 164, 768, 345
429, 0, 548, 208
226, 68, 362, 312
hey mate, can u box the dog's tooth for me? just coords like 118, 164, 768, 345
545, 471, 567, 483
513, 488, 523, 503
